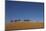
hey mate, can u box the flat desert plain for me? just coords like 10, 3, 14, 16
5, 22, 44, 30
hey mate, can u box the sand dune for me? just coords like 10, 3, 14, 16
5, 22, 44, 30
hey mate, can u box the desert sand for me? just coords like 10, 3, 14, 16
5, 22, 44, 30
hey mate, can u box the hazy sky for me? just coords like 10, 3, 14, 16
5, 1, 44, 23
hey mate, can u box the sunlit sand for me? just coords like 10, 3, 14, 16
5, 21, 44, 30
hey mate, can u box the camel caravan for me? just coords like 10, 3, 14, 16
10, 19, 32, 23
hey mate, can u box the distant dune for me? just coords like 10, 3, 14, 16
5, 22, 44, 30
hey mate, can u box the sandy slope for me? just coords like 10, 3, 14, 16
5, 22, 44, 30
